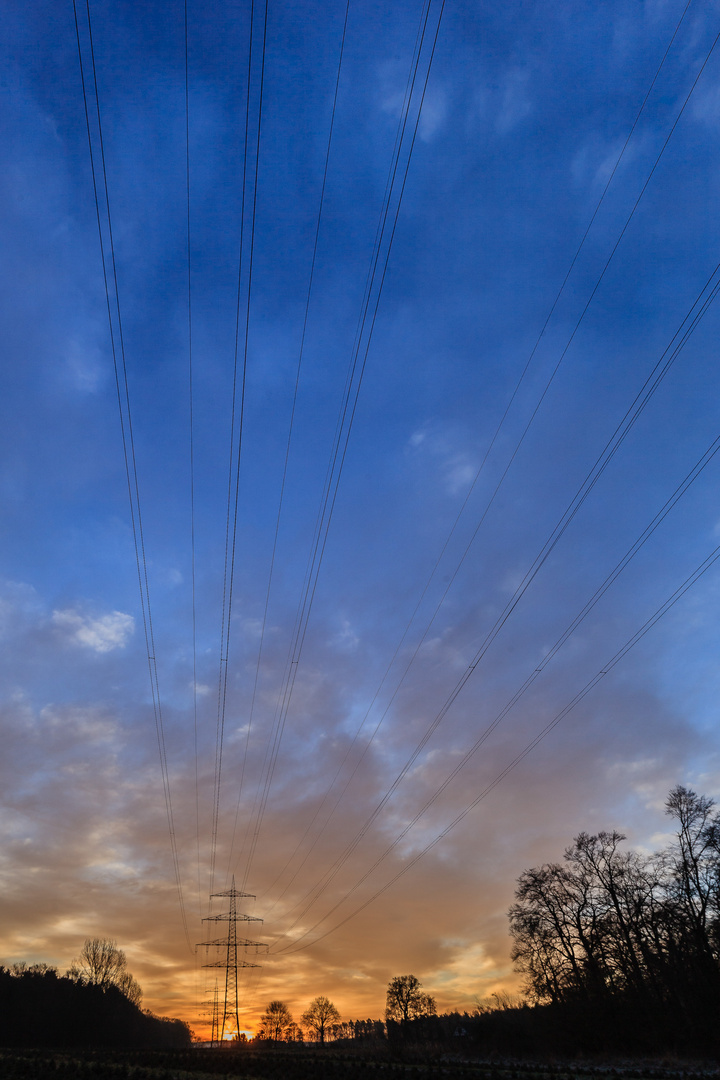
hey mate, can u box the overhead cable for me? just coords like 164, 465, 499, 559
184, 0, 202, 920
223, 0, 353, 888
209, 0, 270, 897
269, 251, 720, 937
260, 0, 711, 914
235, 0, 449, 895
275, 399, 720, 949
280, 534, 720, 952
73, 0, 191, 947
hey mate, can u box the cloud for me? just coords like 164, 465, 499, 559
406, 425, 478, 496
377, 59, 409, 122
571, 132, 640, 193
52, 609, 134, 653
691, 80, 720, 125
330, 617, 360, 653
495, 69, 532, 134
240, 617, 265, 640
0, 580, 41, 637
419, 87, 447, 142
62, 337, 104, 394
376, 65, 446, 142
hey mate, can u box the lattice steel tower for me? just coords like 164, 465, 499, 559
198, 878, 265, 1041
203, 981, 220, 1047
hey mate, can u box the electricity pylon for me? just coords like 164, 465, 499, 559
202, 981, 220, 1046
198, 877, 265, 1041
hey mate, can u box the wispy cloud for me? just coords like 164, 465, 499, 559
495, 69, 532, 134
406, 426, 478, 497
62, 337, 104, 394
419, 86, 448, 142
52, 609, 134, 653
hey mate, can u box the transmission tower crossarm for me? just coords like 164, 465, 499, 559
202, 912, 262, 923
210, 886, 255, 900
202, 958, 261, 970
198, 936, 266, 948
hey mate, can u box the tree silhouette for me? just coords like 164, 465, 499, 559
385, 975, 436, 1022
258, 1000, 295, 1041
69, 938, 142, 1005
508, 786, 720, 1051
0, 963, 189, 1048
302, 995, 340, 1043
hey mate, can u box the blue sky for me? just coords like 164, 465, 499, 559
1, 0, 720, 1033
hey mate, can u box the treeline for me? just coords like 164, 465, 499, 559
505, 785, 720, 1055
0, 964, 190, 1049
254, 977, 437, 1046
333, 1005, 720, 1059
264, 1001, 720, 1060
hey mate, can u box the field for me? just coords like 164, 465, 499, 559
0, 1049, 718, 1080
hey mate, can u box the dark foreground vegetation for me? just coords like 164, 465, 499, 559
0, 965, 190, 1050
505, 786, 720, 1058
0, 1047, 718, 1080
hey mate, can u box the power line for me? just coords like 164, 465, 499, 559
209, 0, 270, 896
256, 0, 445, 905
234, 0, 449, 895
232, 0, 444, 887
258, 0, 709, 914
223, 0, 353, 887
268, 252, 720, 940
274, 406, 720, 950
228, 0, 442, 889
184, 0, 202, 921
73, 0, 190, 947
280, 532, 720, 953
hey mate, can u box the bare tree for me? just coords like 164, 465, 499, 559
665, 786, 719, 943
509, 833, 668, 1005
69, 938, 142, 1005
116, 969, 143, 1007
385, 975, 436, 1022
301, 996, 340, 1043
474, 991, 523, 1013
258, 1000, 294, 1041
509, 789, 720, 1017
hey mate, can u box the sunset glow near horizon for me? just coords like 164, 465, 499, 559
2, 0, 720, 1040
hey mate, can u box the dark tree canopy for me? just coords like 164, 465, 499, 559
258, 1000, 296, 1041
301, 996, 340, 1043
385, 975, 436, 1022
0, 964, 189, 1049
508, 786, 720, 1051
